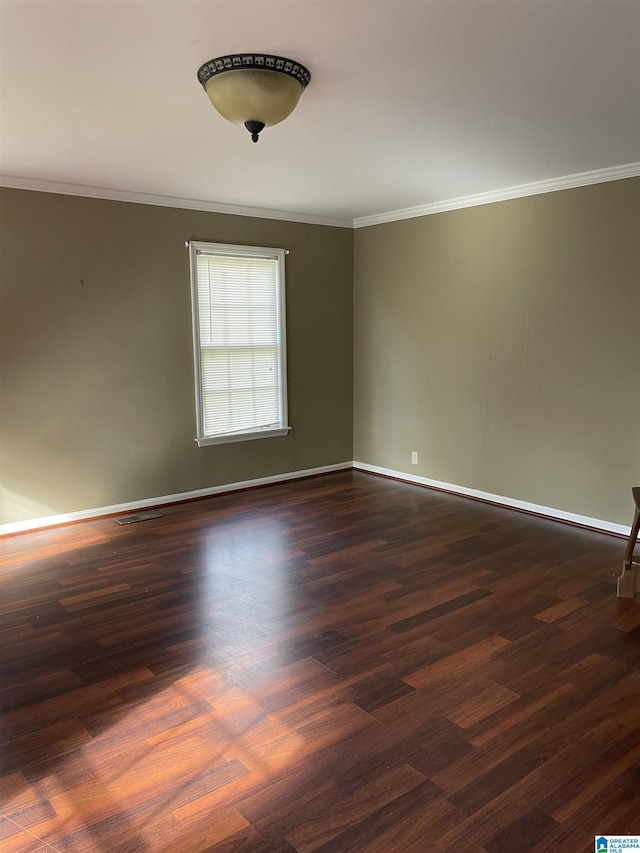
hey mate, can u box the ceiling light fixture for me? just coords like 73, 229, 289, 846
197, 53, 311, 143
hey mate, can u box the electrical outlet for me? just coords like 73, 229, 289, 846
411, 451, 419, 465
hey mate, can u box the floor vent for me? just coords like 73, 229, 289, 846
115, 511, 163, 525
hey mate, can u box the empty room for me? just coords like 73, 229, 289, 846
1, 1, 640, 851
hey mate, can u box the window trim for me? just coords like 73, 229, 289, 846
188, 240, 291, 447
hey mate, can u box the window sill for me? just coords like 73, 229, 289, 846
196, 427, 291, 447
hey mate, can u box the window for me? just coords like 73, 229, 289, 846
188, 241, 290, 446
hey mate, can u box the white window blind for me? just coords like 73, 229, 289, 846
188, 242, 289, 446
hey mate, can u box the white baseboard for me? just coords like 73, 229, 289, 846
2, 460, 631, 539
0, 462, 353, 536
353, 461, 631, 537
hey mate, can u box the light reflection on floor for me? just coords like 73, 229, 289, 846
197, 517, 295, 673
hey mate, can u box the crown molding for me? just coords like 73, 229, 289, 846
353, 162, 640, 228
0, 175, 353, 229
2, 162, 639, 231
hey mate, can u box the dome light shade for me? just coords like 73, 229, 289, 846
197, 54, 311, 142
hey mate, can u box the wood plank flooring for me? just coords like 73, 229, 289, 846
1, 470, 639, 852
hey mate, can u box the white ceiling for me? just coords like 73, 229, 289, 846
1, 0, 639, 225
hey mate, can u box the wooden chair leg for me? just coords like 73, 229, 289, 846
617, 502, 640, 599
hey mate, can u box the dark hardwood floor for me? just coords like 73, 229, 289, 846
1, 470, 639, 852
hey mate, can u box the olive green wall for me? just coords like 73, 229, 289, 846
0, 188, 353, 523
3, 178, 639, 528
354, 178, 640, 526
